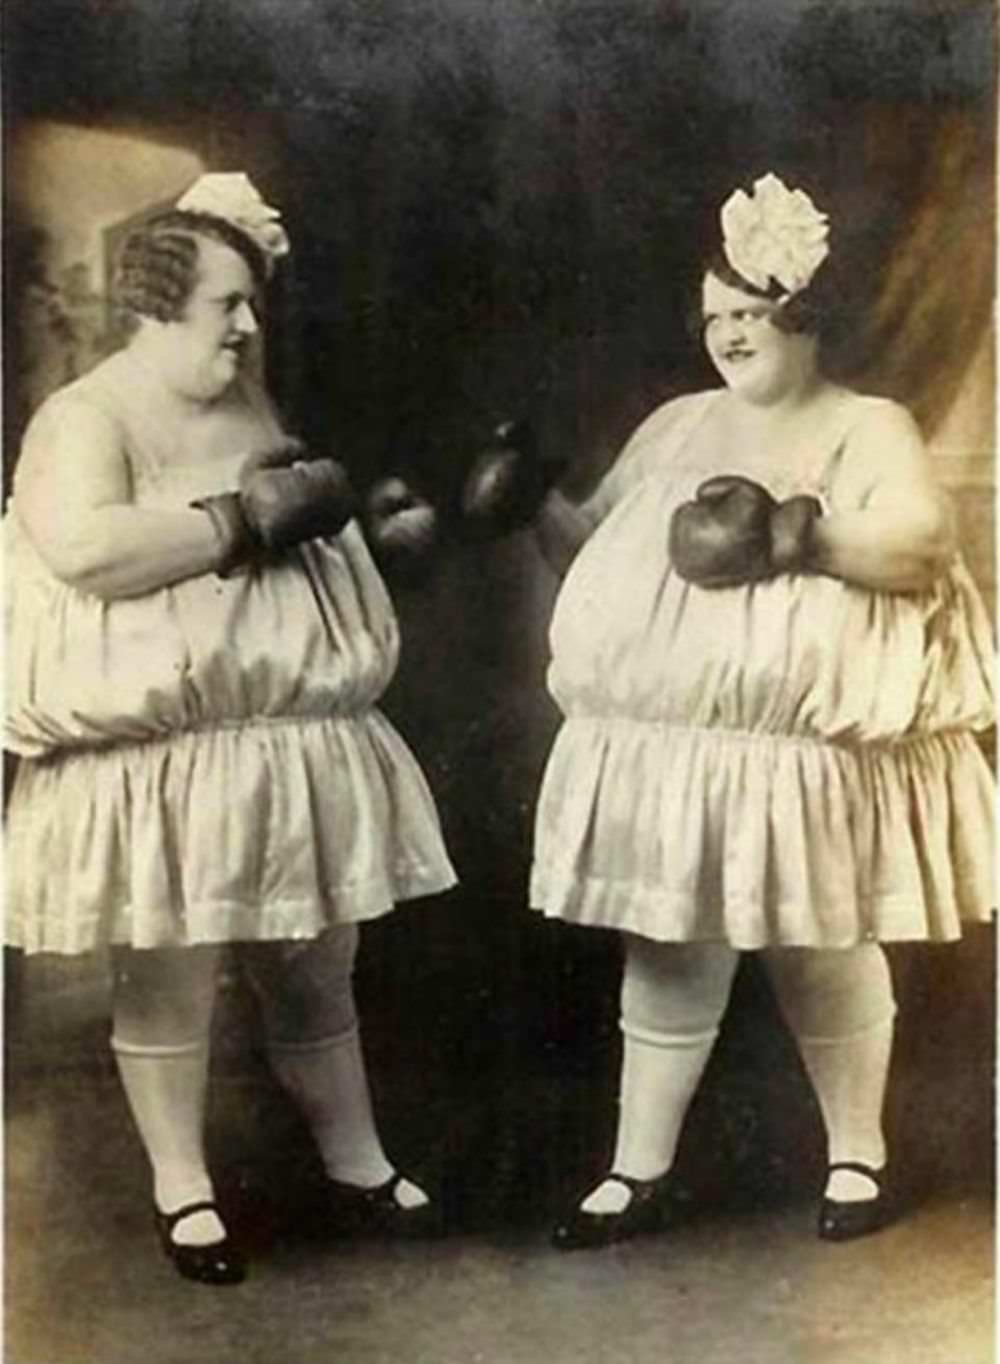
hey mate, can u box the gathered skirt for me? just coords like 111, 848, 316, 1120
530, 716, 994, 948
6, 710, 457, 954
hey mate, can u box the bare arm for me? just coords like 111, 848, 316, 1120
13, 396, 225, 600
533, 488, 600, 578
810, 401, 956, 593
531, 395, 709, 578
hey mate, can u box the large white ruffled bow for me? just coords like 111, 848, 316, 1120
720, 173, 829, 297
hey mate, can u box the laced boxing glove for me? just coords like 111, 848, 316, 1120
669, 474, 821, 588
460, 419, 568, 541
194, 441, 358, 575
363, 476, 440, 585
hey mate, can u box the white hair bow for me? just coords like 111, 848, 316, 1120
177, 173, 290, 271
721, 173, 829, 297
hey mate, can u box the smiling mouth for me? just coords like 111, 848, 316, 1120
723, 349, 754, 362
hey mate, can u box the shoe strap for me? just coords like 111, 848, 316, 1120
157, 1199, 223, 1233
370, 1172, 404, 1204
827, 1161, 884, 1185
329, 1172, 403, 1202
607, 1173, 645, 1193
605, 1171, 669, 1198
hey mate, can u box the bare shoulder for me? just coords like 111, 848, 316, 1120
580, 389, 719, 523
624, 389, 719, 452
22, 382, 124, 445
840, 391, 924, 451
15, 378, 131, 514
835, 390, 941, 507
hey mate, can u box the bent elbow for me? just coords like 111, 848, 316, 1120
887, 493, 955, 591
533, 488, 593, 578
917, 497, 957, 583
41, 526, 130, 600
895, 520, 955, 592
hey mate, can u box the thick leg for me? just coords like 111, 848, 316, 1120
583, 937, 739, 1214
111, 944, 223, 1246
763, 944, 896, 1203
240, 928, 427, 1209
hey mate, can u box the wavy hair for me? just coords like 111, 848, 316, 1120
114, 210, 267, 325
690, 247, 844, 349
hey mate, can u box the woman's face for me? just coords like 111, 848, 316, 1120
701, 272, 817, 404
160, 237, 260, 400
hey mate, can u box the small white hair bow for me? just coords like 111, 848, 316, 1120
177, 173, 290, 271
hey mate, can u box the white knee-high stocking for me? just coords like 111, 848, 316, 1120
111, 1037, 223, 1246
607, 1027, 719, 1180
764, 945, 896, 1202
111, 944, 223, 1247
583, 939, 739, 1214
267, 1027, 427, 1207
794, 1019, 894, 1201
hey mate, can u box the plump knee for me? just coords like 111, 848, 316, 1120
620, 938, 740, 1044
762, 944, 896, 1041
111, 944, 222, 1047
239, 927, 360, 1045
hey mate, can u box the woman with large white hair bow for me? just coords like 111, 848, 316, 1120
516, 173, 995, 1250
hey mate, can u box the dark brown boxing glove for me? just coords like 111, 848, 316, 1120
669, 475, 821, 587
238, 436, 310, 474
240, 457, 357, 549
769, 494, 823, 573
460, 419, 567, 541
195, 452, 357, 575
363, 476, 440, 585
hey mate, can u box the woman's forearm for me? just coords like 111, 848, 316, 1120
811, 500, 956, 593
23, 503, 226, 599
533, 488, 595, 578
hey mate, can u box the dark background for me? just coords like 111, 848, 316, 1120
3, 0, 995, 1231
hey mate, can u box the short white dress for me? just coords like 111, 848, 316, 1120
530, 389, 995, 949
5, 350, 457, 954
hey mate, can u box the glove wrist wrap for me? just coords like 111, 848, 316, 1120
192, 493, 259, 578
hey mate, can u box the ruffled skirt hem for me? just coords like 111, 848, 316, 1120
528, 879, 994, 950
5, 710, 457, 955
7, 877, 456, 956
529, 718, 995, 949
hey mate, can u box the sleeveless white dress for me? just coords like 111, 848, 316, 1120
530, 389, 995, 948
5, 349, 457, 953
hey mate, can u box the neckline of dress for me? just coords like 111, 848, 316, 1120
695, 384, 861, 485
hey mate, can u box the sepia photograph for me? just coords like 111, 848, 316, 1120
3, 2, 995, 1362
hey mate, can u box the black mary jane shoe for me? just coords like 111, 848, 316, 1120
551, 1171, 682, 1252
154, 1200, 247, 1285
325, 1173, 445, 1240
818, 1161, 895, 1243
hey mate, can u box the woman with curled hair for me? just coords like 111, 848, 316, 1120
115, 210, 269, 326
479, 173, 994, 1249
5, 174, 456, 1284
686, 244, 846, 357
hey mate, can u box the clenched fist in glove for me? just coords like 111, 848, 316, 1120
669, 474, 822, 588
194, 439, 358, 575
460, 419, 567, 541
363, 476, 440, 585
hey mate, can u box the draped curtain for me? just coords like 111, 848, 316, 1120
842, 106, 993, 438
